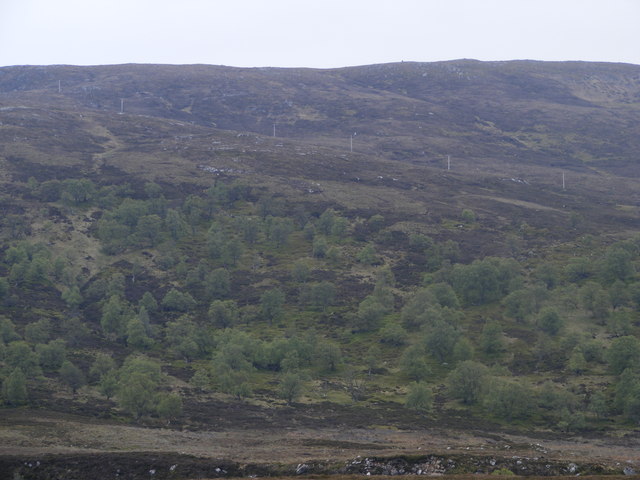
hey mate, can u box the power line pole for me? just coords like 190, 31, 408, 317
562, 171, 565, 190
447, 155, 451, 171
273, 122, 276, 137
350, 132, 356, 153
120, 99, 124, 114
58, 80, 61, 93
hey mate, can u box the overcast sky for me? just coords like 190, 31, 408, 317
1, 0, 638, 68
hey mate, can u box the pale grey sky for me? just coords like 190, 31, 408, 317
1, 0, 638, 68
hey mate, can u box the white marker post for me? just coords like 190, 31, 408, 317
350, 132, 356, 153
447, 155, 451, 171
562, 172, 566, 190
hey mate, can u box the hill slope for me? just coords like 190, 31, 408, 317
0, 61, 639, 476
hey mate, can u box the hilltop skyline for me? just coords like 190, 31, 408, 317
1, 0, 639, 68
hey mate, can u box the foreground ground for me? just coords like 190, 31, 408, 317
1, 408, 639, 478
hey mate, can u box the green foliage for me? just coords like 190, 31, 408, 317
61, 286, 83, 310
379, 323, 408, 346
588, 390, 609, 419
2, 367, 28, 406
423, 319, 460, 363
7, 147, 640, 434
405, 382, 432, 412
24, 319, 52, 344
260, 288, 285, 324
354, 296, 385, 332
331, 216, 349, 239
0, 317, 20, 343
90, 353, 117, 381
101, 295, 128, 338
190, 368, 213, 391
452, 337, 474, 362
400, 288, 436, 330
59, 360, 86, 393
161, 288, 197, 312
614, 369, 640, 422
61, 317, 89, 347
450, 257, 520, 306
97, 219, 131, 254
99, 370, 119, 400
400, 344, 431, 381
537, 307, 564, 336
278, 372, 304, 404
139, 291, 159, 313
62, 179, 95, 205
581, 282, 610, 322
134, 214, 163, 246
291, 260, 311, 283
236, 216, 261, 244
308, 281, 336, 311
491, 468, 515, 476
600, 245, 635, 283
565, 257, 594, 283
142, 182, 162, 199
356, 244, 378, 265
6, 341, 41, 378
317, 208, 336, 235
425, 282, 459, 309
367, 214, 385, 232
116, 355, 163, 418
502, 289, 535, 322
537, 382, 578, 413
165, 209, 189, 241
107, 273, 126, 298
208, 299, 239, 328
266, 216, 294, 248
0, 277, 10, 301
480, 321, 504, 355
36, 339, 67, 370
165, 317, 210, 361
204, 268, 230, 299
312, 236, 328, 258
126, 316, 153, 349
313, 340, 342, 373
460, 208, 476, 223
448, 361, 489, 404
156, 393, 183, 421
567, 348, 587, 375
606, 336, 640, 375
483, 378, 533, 421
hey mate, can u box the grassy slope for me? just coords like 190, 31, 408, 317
0, 61, 639, 470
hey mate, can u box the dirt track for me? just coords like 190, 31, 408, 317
1, 409, 639, 469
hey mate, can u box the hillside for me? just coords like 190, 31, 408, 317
0, 61, 639, 478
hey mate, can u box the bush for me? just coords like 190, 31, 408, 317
405, 382, 432, 412
448, 361, 489, 404
162, 289, 197, 312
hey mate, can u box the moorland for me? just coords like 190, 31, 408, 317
0, 60, 639, 478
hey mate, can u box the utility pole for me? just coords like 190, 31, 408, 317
447, 155, 451, 171
350, 132, 356, 153
273, 122, 276, 137
120, 99, 124, 114
562, 171, 565, 190
58, 80, 61, 93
